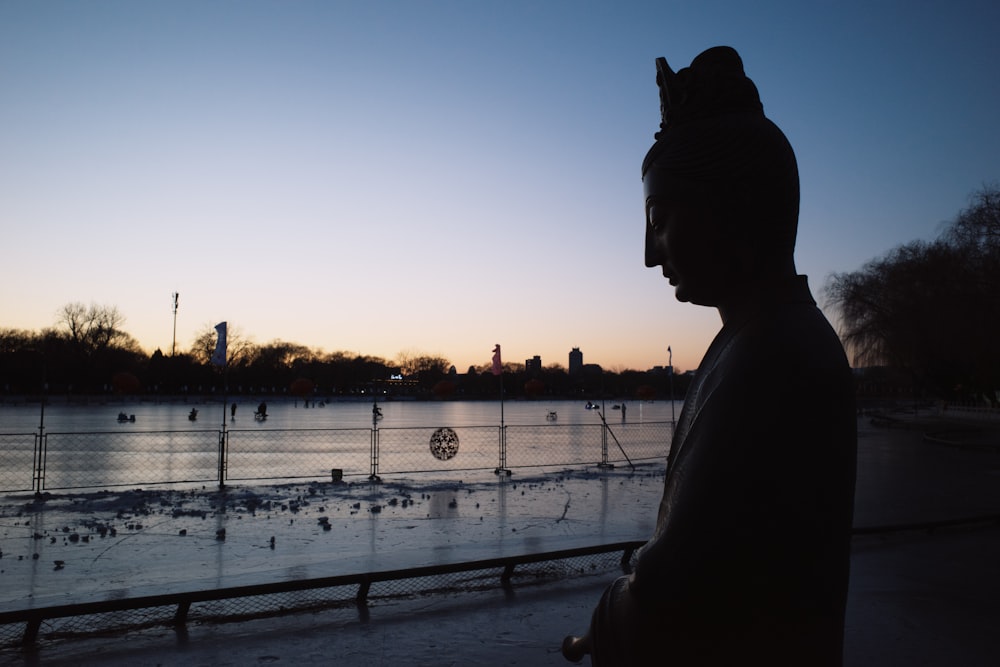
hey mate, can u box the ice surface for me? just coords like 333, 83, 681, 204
0, 466, 663, 610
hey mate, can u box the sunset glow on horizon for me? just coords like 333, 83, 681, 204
2, 1, 998, 374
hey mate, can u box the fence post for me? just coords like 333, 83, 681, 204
33, 430, 47, 495
32, 392, 47, 494
599, 419, 611, 468
368, 426, 381, 482
494, 425, 511, 476
217, 424, 228, 490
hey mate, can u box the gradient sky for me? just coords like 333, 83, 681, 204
2, 1, 998, 374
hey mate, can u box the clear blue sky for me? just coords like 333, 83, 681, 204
2, 1, 998, 373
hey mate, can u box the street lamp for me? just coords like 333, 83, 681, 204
171, 292, 179, 356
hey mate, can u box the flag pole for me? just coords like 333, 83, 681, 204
492, 344, 509, 476
500, 372, 505, 429
212, 322, 228, 489
668, 346, 676, 426
491, 344, 505, 428
221, 365, 228, 432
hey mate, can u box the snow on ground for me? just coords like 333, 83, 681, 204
0, 465, 663, 609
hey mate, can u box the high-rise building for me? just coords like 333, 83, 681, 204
525, 355, 542, 374
568, 347, 583, 375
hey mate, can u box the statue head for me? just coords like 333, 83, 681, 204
642, 47, 800, 307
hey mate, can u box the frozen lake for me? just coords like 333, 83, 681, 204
0, 466, 665, 611
0, 400, 676, 492
0, 400, 674, 614
0, 398, 679, 431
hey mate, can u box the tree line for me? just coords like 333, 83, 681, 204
11, 184, 992, 405
824, 184, 1000, 404
0, 311, 686, 401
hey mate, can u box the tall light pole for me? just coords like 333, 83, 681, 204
171, 292, 179, 356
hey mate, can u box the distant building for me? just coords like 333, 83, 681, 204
525, 355, 542, 375
569, 348, 583, 375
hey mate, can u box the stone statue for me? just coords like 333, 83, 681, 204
564, 46, 857, 666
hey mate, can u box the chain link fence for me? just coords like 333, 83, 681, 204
38, 430, 221, 490
226, 427, 372, 482
0, 420, 667, 649
1, 422, 673, 493
0, 432, 36, 492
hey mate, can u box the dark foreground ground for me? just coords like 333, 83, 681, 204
2, 413, 999, 666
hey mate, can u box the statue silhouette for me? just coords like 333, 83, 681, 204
565, 46, 857, 666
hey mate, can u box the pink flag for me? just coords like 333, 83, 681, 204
491, 344, 502, 376
211, 322, 227, 367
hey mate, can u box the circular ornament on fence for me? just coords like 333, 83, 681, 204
429, 427, 460, 461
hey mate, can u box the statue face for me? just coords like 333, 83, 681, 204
644, 196, 734, 307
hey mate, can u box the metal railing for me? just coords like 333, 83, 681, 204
1, 421, 673, 493
0, 540, 645, 648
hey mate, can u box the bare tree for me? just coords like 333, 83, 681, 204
250, 340, 315, 372
824, 184, 1000, 399
56, 302, 138, 357
0, 328, 36, 354
394, 349, 451, 377
189, 323, 254, 367
943, 185, 1000, 254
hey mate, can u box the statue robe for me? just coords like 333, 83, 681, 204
588, 275, 857, 666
